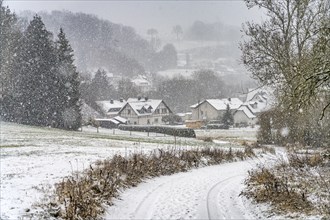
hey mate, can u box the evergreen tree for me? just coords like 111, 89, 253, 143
15, 15, 59, 126
0, 1, 22, 121
55, 28, 82, 130
117, 78, 140, 100
90, 69, 114, 101
222, 104, 234, 126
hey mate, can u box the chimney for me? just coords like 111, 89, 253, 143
110, 99, 114, 104
145, 97, 149, 101
228, 98, 231, 102
138, 96, 141, 101
120, 98, 124, 102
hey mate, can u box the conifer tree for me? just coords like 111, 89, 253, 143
90, 69, 114, 101
56, 28, 82, 130
222, 104, 234, 126
15, 15, 59, 126
0, 1, 22, 121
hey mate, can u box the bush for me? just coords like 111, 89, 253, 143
118, 125, 196, 138
206, 124, 229, 129
241, 152, 330, 217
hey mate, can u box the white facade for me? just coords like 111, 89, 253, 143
131, 75, 152, 93
191, 98, 243, 121
119, 98, 171, 125
233, 105, 257, 125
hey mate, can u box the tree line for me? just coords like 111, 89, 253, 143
81, 68, 231, 114
0, 1, 81, 130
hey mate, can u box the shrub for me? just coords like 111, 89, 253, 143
118, 125, 196, 138
241, 152, 330, 217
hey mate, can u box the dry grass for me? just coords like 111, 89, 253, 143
241, 141, 276, 155
45, 147, 255, 219
241, 150, 330, 218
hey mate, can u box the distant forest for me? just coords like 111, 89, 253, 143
184, 20, 241, 42
20, 10, 178, 76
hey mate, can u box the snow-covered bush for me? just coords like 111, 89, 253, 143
242, 151, 330, 218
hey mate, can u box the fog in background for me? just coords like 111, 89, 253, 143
2, 0, 266, 112
5, 0, 263, 37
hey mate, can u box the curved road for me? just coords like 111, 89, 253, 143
104, 157, 273, 220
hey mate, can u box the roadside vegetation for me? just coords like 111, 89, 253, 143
240, 0, 330, 217
37, 146, 255, 219
242, 149, 330, 218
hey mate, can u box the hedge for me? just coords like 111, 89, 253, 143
118, 125, 196, 138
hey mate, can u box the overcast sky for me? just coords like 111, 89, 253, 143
5, 0, 264, 36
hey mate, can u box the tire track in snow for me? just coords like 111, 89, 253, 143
132, 181, 167, 219
206, 174, 244, 220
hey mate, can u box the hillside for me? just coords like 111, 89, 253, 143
20, 10, 153, 77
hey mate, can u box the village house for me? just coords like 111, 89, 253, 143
118, 97, 172, 125
233, 105, 257, 126
243, 88, 274, 116
232, 87, 274, 126
190, 98, 243, 121
131, 75, 152, 93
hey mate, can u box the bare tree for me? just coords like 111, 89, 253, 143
147, 28, 160, 50
240, 0, 329, 117
172, 25, 183, 40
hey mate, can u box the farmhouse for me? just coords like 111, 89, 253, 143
190, 98, 243, 121
243, 87, 274, 115
233, 105, 257, 126
118, 97, 172, 125
131, 75, 152, 93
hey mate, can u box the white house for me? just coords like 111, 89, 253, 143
244, 87, 274, 115
190, 98, 243, 121
131, 75, 152, 93
118, 97, 172, 125
232, 87, 275, 126
96, 98, 127, 117
233, 105, 257, 125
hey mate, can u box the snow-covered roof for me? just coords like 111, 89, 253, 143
176, 113, 186, 117
191, 98, 243, 111
81, 101, 102, 121
244, 87, 275, 114
95, 118, 120, 124
123, 98, 168, 116
131, 76, 151, 86
96, 100, 127, 114
246, 87, 273, 103
235, 105, 256, 119
113, 116, 127, 124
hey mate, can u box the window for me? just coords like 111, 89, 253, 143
127, 109, 131, 115
162, 108, 167, 114
147, 119, 150, 124
154, 118, 158, 123
155, 109, 160, 114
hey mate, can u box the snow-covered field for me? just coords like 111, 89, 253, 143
1, 122, 259, 219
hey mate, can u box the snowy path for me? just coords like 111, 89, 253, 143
105, 158, 269, 220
